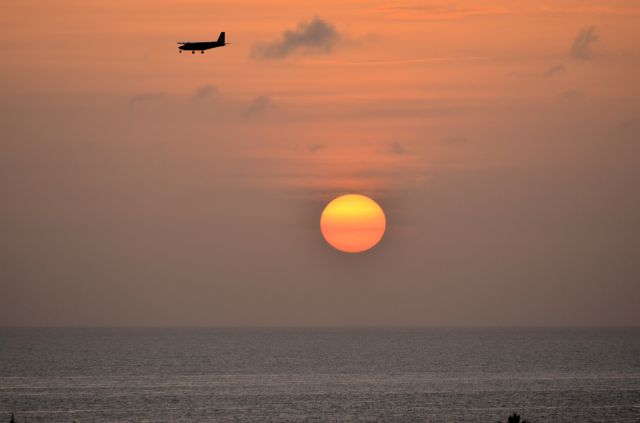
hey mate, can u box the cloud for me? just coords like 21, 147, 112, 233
619, 118, 640, 132
309, 144, 326, 154
129, 92, 166, 105
570, 26, 598, 60
442, 135, 468, 144
562, 90, 585, 100
191, 85, 219, 102
373, 4, 512, 20
389, 142, 406, 155
508, 64, 566, 79
616, 118, 640, 143
250, 17, 340, 60
543, 64, 566, 78
242, 95, 273, 118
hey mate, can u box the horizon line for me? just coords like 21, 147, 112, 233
1, 324, 639, 330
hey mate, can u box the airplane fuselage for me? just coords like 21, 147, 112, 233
179, 41, 226, 51
178, 32, 227, 54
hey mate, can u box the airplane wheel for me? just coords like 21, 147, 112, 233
191, 51, 195, 54
179, 50, 182, 53
201, 51, 204, 54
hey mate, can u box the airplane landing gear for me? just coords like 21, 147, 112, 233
179, 50, 182, 53
191, 51, 195, 54
201, 51, 204, 54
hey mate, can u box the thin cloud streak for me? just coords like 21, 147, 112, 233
373, 4, 640, 20
242, 95, 273, 118
309, 144, 326, 154
543, 64, 566, 78
129, 92, 166, 104
190, 85, 219, 102
372, 4, 512, 20
562, 90, 585, 100
300, 56, 485, 66
570, 26, 598, 60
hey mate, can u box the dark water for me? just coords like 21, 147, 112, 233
1, 328, 639, 422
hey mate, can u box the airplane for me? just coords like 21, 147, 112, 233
178, 32, 228, 54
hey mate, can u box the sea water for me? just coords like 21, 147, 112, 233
1, 328, 639, 422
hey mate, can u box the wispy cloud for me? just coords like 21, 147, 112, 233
442, 135, 468, 144
374, 4, 640, 20
562, 90, 585, 100
389, 142, 406, 155
250, 18, 340, 60
242, 95, 273, 118
250, 149, 428, 197
129, 92, 166, 105
302, 56, 483, 67
309, 144, 326, 154
509, 64, 567, 80
570, 26, 598, 60
190, 85, 219, 102
543, 64, 566, 78
618, 118, 640, 132
372, 4, 511, 20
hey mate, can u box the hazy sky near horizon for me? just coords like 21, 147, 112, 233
1, 0, 639, 326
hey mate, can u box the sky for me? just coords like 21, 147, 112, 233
1, 0, 639, 326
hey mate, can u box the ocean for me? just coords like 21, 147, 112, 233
1, 328, 639, 422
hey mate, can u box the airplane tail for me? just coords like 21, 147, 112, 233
217, 32, 225, 44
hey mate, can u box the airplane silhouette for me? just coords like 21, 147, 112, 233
178, 32, 227, 54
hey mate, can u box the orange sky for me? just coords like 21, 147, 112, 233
1, 0, 639, 326
6, 0, 639, 195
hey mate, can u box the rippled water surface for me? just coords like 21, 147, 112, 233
1, 328, 639, 422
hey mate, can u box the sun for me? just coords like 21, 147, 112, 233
320, 194, 386, 253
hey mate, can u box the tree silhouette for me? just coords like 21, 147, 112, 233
497, 413, 529, 423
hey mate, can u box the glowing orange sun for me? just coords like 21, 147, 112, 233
320, 194, 386, 253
